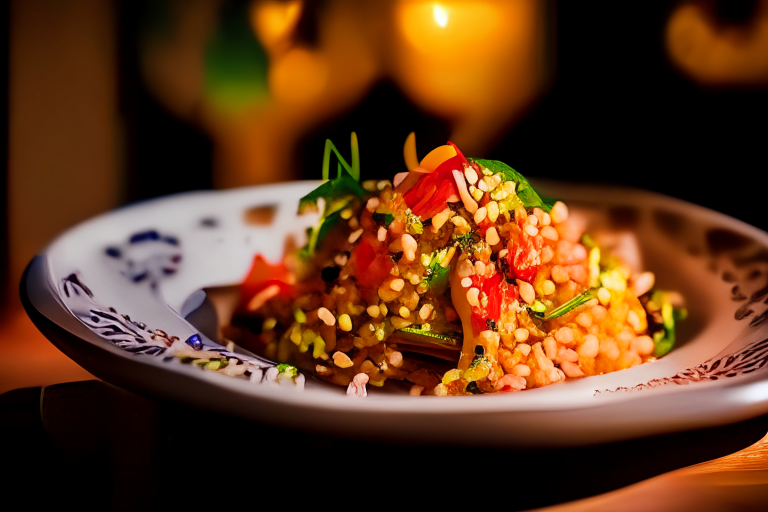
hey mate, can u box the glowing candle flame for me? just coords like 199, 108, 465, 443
433, 4, 449, 27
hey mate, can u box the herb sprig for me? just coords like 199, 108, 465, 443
298, 133, 366, 258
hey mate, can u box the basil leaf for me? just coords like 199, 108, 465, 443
470, 158, 556, 213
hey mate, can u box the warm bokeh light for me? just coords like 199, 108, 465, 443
268, 47, 329, 104
666, 1, 768, 86
200, 1, 381, 188
392, 0, 548, 156
433, 3, 449, 28
399, 1, 501, 57
251, 0, 303, 52
134, 0, 549, 187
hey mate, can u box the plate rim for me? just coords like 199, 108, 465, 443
21, 180, 768, 447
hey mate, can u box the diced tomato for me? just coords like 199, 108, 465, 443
466, 271, 505, 336
505, 281, 519, 303
508, 240, 540, 283
240, 254, 294, 303
348, 232, 393, 289
471, 311, 486, 337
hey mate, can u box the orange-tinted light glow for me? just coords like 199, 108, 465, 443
268, 47, 329, 104
251, 0, 303, 50
398, 0, 501, 56
666, 2, 768, 86
433, 4, 449, 27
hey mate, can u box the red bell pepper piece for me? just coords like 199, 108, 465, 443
483, 272, 504, 322
403, 154, 462, 219
447, 141, 468, 166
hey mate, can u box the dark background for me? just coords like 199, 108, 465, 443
116, 0, 767, 231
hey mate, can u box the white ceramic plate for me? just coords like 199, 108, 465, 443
22, 180, 768, 448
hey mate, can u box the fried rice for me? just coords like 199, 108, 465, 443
225, 133, 685, 397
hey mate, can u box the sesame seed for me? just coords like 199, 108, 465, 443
486, 201, 499, 223
486, 227, 500, 245
317, 307, 336, 326
518, 280, 535, 304
401, 233, 417, 253
540, 226, 558, 241
464, 167, 478, 185
550, 201, 569, 224
366, 197, 380, 212
457, 259, 475, 277
388, 350, 403, 367
348, 228, 363, 244
333, 351, 353, 368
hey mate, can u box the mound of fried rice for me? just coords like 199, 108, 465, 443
225, 138, 681, 397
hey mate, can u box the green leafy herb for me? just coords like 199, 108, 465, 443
452, 231, 479, 251
298, 133, 366, 258
276, 363, 299, 378
405, 210, 424, 235
372, 212, 395, 227
646, 290, 688, 357
470, 158, 556, 213
530, 300, 547, 314
424, 249, 451, 294
322, 132, 360, 182
533, 288, 599, 321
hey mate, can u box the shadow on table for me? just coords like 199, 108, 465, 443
2, 380, 767, 511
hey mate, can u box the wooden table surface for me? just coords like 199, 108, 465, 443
3, 303, 768, 511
